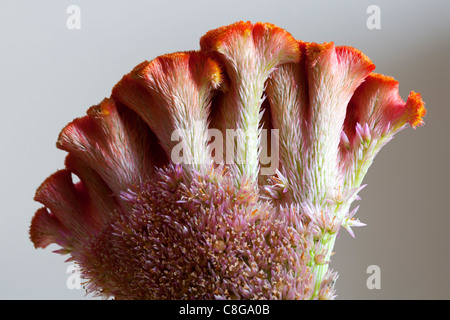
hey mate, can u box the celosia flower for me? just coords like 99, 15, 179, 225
30, 21, 426, 300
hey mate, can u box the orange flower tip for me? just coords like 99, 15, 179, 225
251, 22, 300, 61
186, 51, 223, 88
200, 21, 254, 52
307, 42, 375, 74
307, 41, 334, 56
335, 46, 375, 73
133, 51, 223, 89
203, 56, 223, 88
86, 98, 115, 118
305, 42, 335, 66
111, 61, 149, 93
200, 21, 300, 64
365, 72, 399, 89
406, 91, 426, 128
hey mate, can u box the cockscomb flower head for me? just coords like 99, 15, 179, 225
30, 21, 426, 300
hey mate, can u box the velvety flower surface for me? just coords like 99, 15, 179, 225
30, 21, 426, 299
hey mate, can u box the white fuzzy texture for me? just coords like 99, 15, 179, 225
202, 23, 299, 182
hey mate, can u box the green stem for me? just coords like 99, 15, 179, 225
311, 233, 337, 299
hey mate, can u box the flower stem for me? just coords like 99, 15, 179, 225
312, 233, 337, 299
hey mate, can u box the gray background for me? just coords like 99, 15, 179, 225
1, 0, 449, 299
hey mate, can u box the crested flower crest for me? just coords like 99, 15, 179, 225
30, 21, 426, 300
